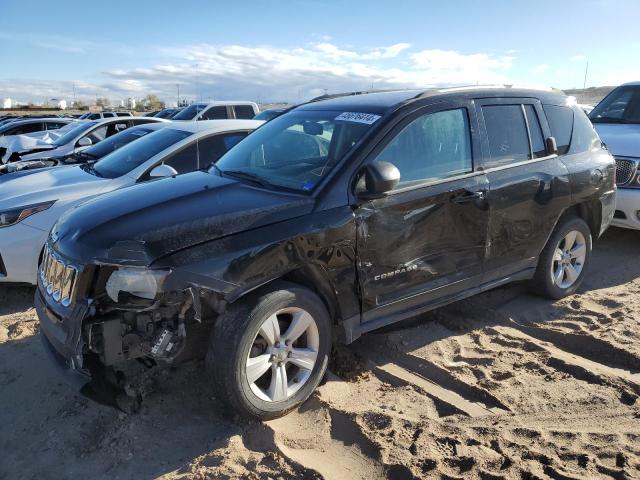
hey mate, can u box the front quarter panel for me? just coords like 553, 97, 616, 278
157, 206, 360, 323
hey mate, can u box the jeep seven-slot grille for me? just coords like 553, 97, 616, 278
615, 157, 637, 186
40, 244, 78, 307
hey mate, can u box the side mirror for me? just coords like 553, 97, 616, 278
546, 136, 558, 155
358, 160, 400, 199
77, 137, 92, 147
149, 164, 178, 179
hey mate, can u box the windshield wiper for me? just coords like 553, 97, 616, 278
222, 170, 273, 188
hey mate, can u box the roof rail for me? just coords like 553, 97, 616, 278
307, 88, 420, 103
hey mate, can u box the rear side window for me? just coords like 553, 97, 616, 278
103, 113, 115, 118
201, 106, 227, 120
482, 105, 530, 166
10, 123, 42, 135
569, 107, 600, 154
543, 105, 573, 155
234, 105, 256, 119
116, 112, 130, 117
524, 105, 546, 158
46, 122, 67, 130
376, 108, 472, 188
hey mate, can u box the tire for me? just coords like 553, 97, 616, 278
531, 216, 592, 299
206, 282, 332, 420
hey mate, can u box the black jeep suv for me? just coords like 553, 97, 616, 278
37, 87, 615, 419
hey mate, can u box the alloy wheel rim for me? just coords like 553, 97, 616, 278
245, 307, 319, 403
551, 230, 587, 289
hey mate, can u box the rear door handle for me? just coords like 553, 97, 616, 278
451, 190, 485, 204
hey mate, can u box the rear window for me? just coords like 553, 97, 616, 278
234, 105, 256, 119
482, 105, 531, 167
543, 105, 573, 155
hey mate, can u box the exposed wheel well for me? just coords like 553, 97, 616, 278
280, 266, 340, 323
562, 200, 602, 239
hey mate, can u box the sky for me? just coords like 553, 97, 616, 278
1, 0, 639, 106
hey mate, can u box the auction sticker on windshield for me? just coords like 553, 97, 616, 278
335, 112, 381, 124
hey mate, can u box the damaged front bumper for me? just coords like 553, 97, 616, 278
35, 287, 92, 388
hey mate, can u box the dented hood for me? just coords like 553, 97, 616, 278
52, 171, 314, 265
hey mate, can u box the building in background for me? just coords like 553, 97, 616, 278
2, 98, 12, 109
127, 97, 136, 109
58, 100, 67, 110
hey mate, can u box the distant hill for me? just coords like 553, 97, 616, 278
562, 86, 615, 106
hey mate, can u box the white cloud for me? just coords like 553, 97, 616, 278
410, 49, 514, 84
533, 64, 549, 74
1, 42, 517, 104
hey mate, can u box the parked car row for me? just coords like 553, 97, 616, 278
0, 86, 611, 420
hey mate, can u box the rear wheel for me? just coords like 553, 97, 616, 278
531, 216, 592, 299
206, 282, 331, 420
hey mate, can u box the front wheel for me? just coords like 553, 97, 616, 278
206, 282, 332, 420
531, 216, 592, 299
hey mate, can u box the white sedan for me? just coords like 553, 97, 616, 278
0, 119, 263, 284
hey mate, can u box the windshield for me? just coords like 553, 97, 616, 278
84, 126, 157, 160
590, 86, 640, 124
172, 103, 207, 120
93, 128, 191, 178
52, 121, 97, 146
214, 109, 379, 193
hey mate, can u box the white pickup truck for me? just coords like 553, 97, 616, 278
171, 101, 259, 121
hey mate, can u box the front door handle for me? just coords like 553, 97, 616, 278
451, 190, 485, 204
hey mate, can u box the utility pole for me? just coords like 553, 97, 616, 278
176, 83, 180, 106
583, 61, 589, 89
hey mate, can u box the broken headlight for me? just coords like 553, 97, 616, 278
105, 268, 169, 303
0, 201, 55, 228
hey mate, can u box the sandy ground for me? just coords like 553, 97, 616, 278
2, 227, 640, 479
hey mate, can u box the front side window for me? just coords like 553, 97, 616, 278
52, 121, 98, 146
215, 109, 377, 192
83, 125, 108, 144
92, 128, 191, 178
483, 105, 531, 166
163, 133, 246, 173
590, 86, 640, 124
376, 108, 472, 188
